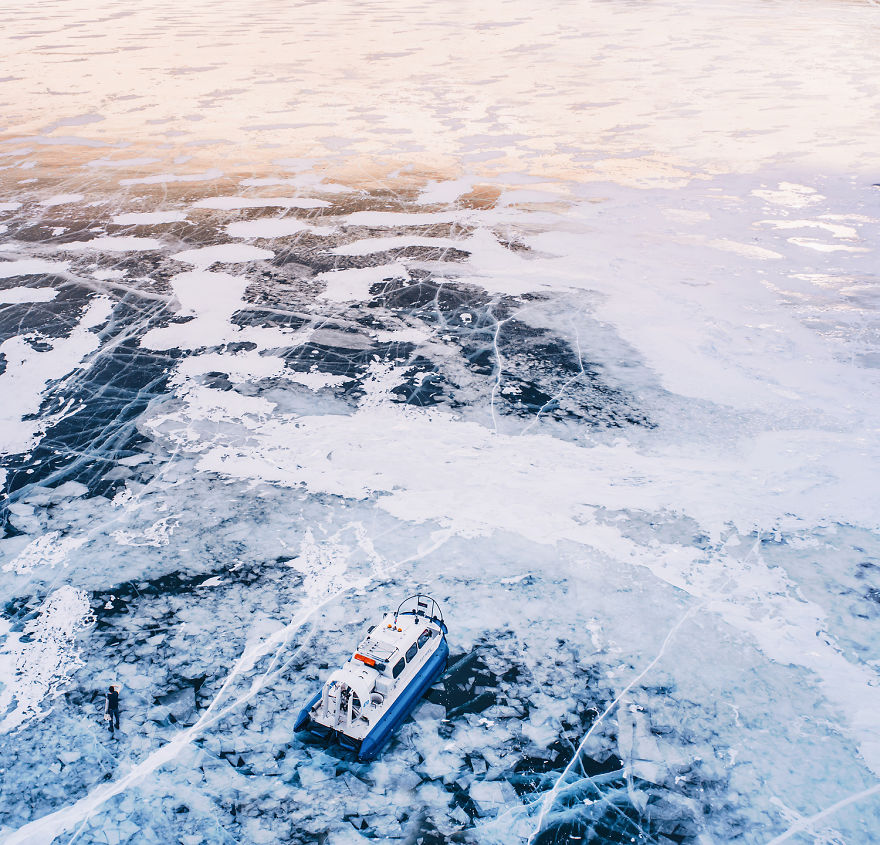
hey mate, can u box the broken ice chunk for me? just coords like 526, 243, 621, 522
153, 686, 196, 724
468, 779, 518, 817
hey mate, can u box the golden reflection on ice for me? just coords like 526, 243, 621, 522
1, 0, 879, 196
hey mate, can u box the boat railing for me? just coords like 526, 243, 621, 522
394, 593, 444, 628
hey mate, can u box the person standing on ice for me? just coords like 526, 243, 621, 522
104, 685, 120, 735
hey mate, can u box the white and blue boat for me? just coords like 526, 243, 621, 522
294, 595, 449, 761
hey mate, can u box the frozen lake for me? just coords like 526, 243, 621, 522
1, 0, 879, 842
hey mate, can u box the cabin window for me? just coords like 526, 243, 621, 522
392, 658, 406, 678
417, 629, 433, 649
405, 643, 418, 662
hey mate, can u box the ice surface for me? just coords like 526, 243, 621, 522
1, 0, 880, 843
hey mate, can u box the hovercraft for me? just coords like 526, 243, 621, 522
294, 594, 449, 761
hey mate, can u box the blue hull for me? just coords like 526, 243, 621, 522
294, 637, 449, 762
293, 690, 322, 732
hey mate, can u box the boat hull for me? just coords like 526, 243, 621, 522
294, 637, 449, 762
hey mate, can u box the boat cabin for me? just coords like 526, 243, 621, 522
310, 609, 443, 739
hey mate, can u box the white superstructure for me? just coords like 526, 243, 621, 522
308, 609, 444, 740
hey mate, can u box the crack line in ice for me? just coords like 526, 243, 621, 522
3, 531, 452, 845
527, 600, 701, 843
764, 782, 880, 844
527, 537, 759, 843
489, 311, 514, 435
519, 324, 587, 437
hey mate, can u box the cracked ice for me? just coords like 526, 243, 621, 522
1, 0, 880, 843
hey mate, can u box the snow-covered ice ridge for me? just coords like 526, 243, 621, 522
2, 0, 880, 843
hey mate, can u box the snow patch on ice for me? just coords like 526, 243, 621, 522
112, 211, 187, 225
286, 369, 351, 390
497, 189, 561, 206
173, 349, 287, 382
371, 327, 430, 345
0, 585, 93, 733
787, 238, 869, 254
112, 517, 179, 548
85, 156, 160, 169
226, 218, 333, 239
0, 297, 113, 453
289, 528, 351, 601
171, 244, 273, 267
141, 270, 248, 350
760, 219, 859, 240
358, 360, 412, 409
91, 268, 127, 281
2, 531, 86, 575
329, 235, 466, 256
64, 236, 162, 252
120, 169, 223, 186
417, 177, 476, 205
39, 194, 84, 207
0, 258, 69, 278
709, 239, 782, 260
0, 286, 57, 304
316, 263, 408, 302
194, 196, 331, 210
343, 210, 464, 227
752, 182, 823, 208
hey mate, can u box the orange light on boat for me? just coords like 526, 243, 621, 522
354, 653, 376, 666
